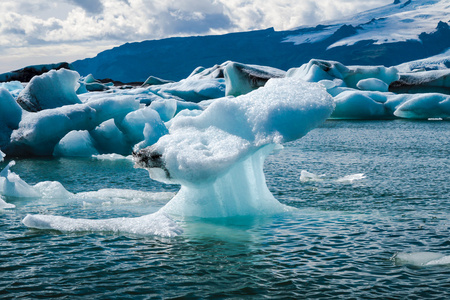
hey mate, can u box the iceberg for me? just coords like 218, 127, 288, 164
81, 74, 110, 92
150, 78, 226, 102
390, 69, 450, 94
287, 59, 399, 88
16, 69, 82, 112
0, 81, 24, 93
134, 78, 334, 218
142, 75, 174, 86
0, 88, 22, 149
223, 61, 286, 96
89, 119, 131, 155
118, 106, 167, 146
393, 93, 450, 119
53, 130, 99, 157
332, 90, 390, 119
7, 96, 139, 156
356, 78, 389, 92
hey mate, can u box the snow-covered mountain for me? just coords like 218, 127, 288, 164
71, 0, 450, 82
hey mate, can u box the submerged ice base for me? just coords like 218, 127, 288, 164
161, 145, 290, 218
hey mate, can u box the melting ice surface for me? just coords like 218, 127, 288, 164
134, 78, 334, 218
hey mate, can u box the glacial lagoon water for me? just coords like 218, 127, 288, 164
1, 120, 449, 299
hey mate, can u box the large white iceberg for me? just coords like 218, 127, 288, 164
134, 78, 334, 218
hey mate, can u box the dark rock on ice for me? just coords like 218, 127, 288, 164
0, 62, 74, 83
133, 147, 171, 179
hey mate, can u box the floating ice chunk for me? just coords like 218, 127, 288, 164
142, 75, 173, 86
33, 181, 74, 199
390, 69, 450, 94
300, 170, 325, 182
16, 69, 81, 112
187, 63, 226, 80
135, 78, 334, 218
0, 150, 5, 162
336, 173, 366, 183
300, 170, 366, 184
151, 78, 225, 102
90, 119, 130, 155
8, 96, 139, 156
287, 59, 399, 88
117, 106, 167, 147
394, 252, 450, 267
81, 74, 109, 92
92, 154, 133, 161
53, 130, 99, 157
0, 88, 22, 149
357, 78, 389, 92
22, 211, 183, 237
136, 78, 334, 184
0, 161, 40, 198
0, 197, 15, 209
149, 99, 177, 122
158, 144, 293, 217
393, 93, 450, 119
287, 59, 349, 82
332, 90, 389, 119
0, 81, 23, 93
344, 65, 399, 88
133, 121, 169, 151
224, 61, 286, 96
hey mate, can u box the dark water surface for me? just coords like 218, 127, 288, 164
1, 120, 449, 299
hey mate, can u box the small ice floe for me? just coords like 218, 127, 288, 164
0, 150, 5, 162
300, 170, 366, 184
0, 197, 15, 209
92, 154, 133, 161
0, 161, 41, 198
393, 252, 450, 267
300, 170, 326, 182
22, 211, 183, 237
336, 173, 366, 183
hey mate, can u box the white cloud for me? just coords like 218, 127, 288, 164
0, 0, 392, 72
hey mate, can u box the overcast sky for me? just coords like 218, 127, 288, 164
0, 0, 392, 73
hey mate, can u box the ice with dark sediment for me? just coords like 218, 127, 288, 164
134, 78, 334, 218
